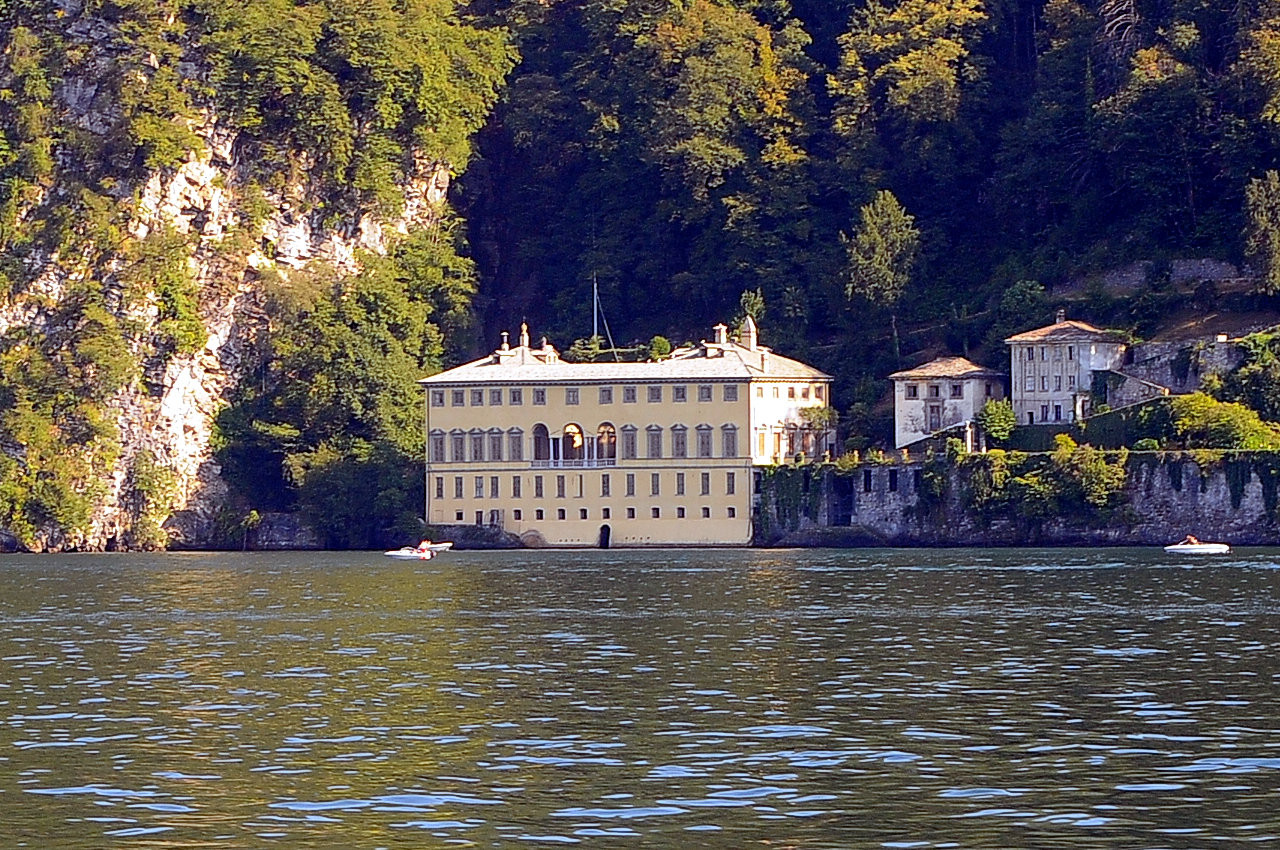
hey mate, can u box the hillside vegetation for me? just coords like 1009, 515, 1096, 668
6, 0, 1280, 547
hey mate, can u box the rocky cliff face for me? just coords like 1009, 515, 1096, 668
1, 82, 448, 551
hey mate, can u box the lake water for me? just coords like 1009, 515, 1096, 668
2, 548, 1280, 848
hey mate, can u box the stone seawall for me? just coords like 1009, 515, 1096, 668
755, 455, 1280, 547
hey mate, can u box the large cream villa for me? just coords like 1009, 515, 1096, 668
419, 318, 833, 547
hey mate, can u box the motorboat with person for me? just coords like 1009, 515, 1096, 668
384, 540, 454, 560
1163, 535, 1230, 555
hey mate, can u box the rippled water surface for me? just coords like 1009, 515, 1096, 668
3, 548, 1280, 847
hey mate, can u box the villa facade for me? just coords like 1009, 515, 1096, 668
419, 318, 833, 547
1004, 312, 1126, 425
888, 356, 1005, 449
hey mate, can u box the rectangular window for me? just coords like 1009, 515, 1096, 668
1041, 375, 1048, 392
490, 388, 502, 406
726, 472, 736, 495
1040, 347, 1047, 360
576, 475, 584, 498
435, 476, 444, 499
535, 509, 544, 520
566, 387, 579, 405
889, 469, 898, 492
601, 474, 611, 497
626, 473, 635, 497
647, 429, 662, 458
471, 389, 484, 406
724, 384, 738, 402
727, 506, 736, 518
697, 429, 712, 458
757, 386, 764, 398
701, 506, 710, 518
490, 433, 503, 461
1041, 404, 1050, 421
513, 509, 522, 521
509, 432, 523, 461
985, 382, 993, 397
676, 472, 685, 496
950, 384, 963, 399
510, 388, 523, 405
452, 389, 465, 406
1068, 375, 1076, 389
700, 472, 710, 496
672, 429, 687, 458
579, 508, 588, 519
863, 469, 872, 492
905, 385, 919, 399
788, 386, 796, 399
1054, 405, 1062, 421
928, 385, 940, 398
626, 507, 636, 519
535, 475, 544, 498
490, 476, 499, 498
430, 434, 445, 463
651, 507, 661, 518
533, 388, 546, 405
556, 475, 566, 498
476, 511, 483, 525
431, 390, 445, 407
1068, 346, 1074, 361
1027, 348, 1035, 361
815, 386, 824, 400
1054, 375, 1062, 392
599, 386, 613, 404
557, 508, 566, 520
698, 385, 713, 402
623, 386, 637, 403
677, 507, 686, 518
454, 476, 464, 498
650, 473, 660, 496
455, 510, 464, 522
673, 386, 687, 402
474, 476, 484, 498
1025, 377, 1034, 392
471, 433, 484, 461
722, 429, 737, 458
602, 507, 611, 519
513, 476, 522, 498
622, 429, 637, 459
648, 385, 662, 403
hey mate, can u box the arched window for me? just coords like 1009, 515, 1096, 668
563, 423, 585, 461
533, 424, 550, 460
596, 423, 617, 459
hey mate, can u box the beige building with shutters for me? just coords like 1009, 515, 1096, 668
419, 318, 833, 547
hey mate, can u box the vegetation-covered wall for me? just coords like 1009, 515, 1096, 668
756, 448, 1280, 547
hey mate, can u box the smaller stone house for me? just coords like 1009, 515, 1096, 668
888, 356, 1005, 449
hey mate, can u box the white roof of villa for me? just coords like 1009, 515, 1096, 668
1004, 318, 1122, 344
421, 320, 831, 385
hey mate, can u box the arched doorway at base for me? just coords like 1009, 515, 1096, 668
598, 524, 611, 549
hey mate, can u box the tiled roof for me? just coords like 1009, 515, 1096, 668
420, 339, 831, 385
1004, 319, 1122, 343
888, 356, 1003, 381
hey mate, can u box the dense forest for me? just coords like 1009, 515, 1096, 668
5, 0, 1280, 548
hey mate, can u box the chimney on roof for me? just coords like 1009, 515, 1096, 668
1055, 308, 1066, 324
519, 322, 530, 348
500, 331, 509, 351
742, 315, 758, 350
713, 323, 728, 344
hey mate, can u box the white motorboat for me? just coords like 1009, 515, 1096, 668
384, 542, 453, 560
1164, 541, 1230, 555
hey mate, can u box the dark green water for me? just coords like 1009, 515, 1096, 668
2, 548, 1280, 848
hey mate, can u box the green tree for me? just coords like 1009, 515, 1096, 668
977, 398, 1016, 444
1246, 170, 1280, 296
843, 189, 919, 363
